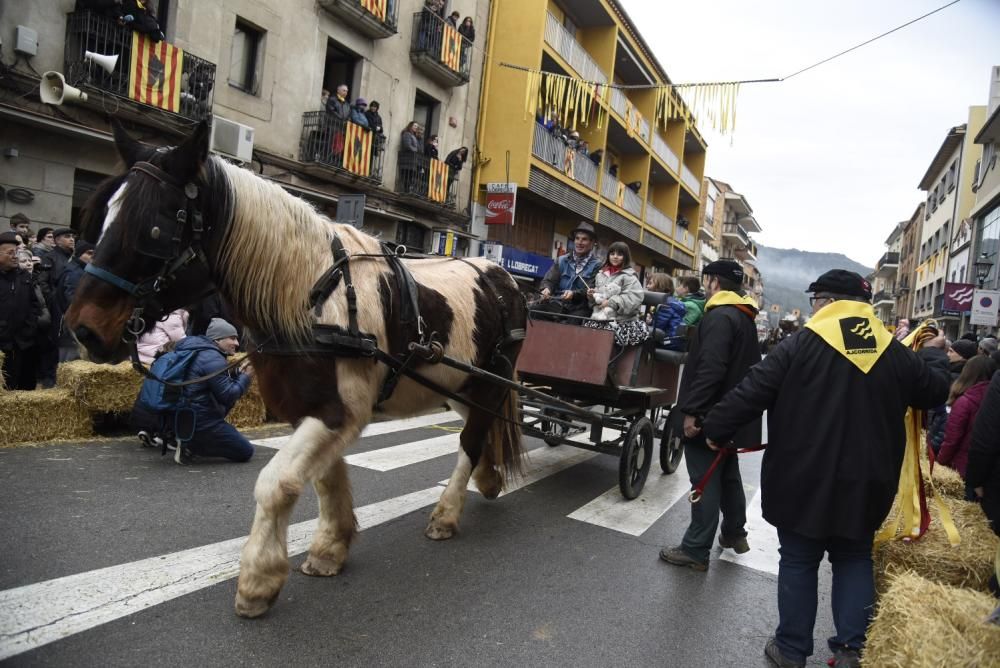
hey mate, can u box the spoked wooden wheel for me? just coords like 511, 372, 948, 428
619, 417, 653, 499
659, 411, 684, 474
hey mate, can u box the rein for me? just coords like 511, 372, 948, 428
688, 444, 767, 503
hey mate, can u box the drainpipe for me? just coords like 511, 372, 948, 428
470, 0, 499, 244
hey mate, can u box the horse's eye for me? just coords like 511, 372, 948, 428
150, 226, 161, 240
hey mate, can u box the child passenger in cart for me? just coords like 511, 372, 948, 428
586, 241, 648, 347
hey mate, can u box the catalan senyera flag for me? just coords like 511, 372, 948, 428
615, 182, 625, 208
129, 33, 184, 113
440, 24, 462, 72
428, 158, 450, 203
361, 0, 387, 21
343, 122, 372, 178
563, 147, 575, 179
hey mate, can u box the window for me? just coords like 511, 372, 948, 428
229, 18, 263, 94
947, 162, 957, 192
413, 89, 440, 139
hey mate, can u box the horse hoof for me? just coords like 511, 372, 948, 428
478, 485, 501, 500
300, 555, 344, 577
424, 521, 456, 541
234, 592, 276, 619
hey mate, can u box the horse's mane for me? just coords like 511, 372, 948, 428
210, 159, 380, 341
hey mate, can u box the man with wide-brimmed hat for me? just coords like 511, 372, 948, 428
659, 259, 761, 574
699, 268, 950, 668
537, 222, 601, 318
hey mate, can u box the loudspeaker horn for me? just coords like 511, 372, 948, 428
39, 72, 88, 106
84, 50, 119, 75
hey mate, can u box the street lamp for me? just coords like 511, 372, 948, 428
974, 252, 995, 288
972, 253, 995, 339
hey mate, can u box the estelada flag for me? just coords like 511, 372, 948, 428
129, 33, 184, 113
428, 159, 449, 203
440, 24, 462, 72
343, 122, 372, 178
361, 0, 386, 21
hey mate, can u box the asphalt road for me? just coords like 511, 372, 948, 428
0, 414, 837, 667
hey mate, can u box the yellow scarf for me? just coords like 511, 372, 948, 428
705, 291, 760, 312
804, 300, 892, 373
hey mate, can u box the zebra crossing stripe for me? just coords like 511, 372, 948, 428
567, 457, 689, 536
345, 434, 460, 471
253, 411, 463, 450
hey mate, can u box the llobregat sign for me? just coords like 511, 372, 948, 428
480, 242, 553, 278
484, 182, 516, 225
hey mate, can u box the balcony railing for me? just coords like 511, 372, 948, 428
299, 112, 385, 184
409, 11, 471, 87
701, 241, 719, 263
675, 223, 696, 250
652, 133, 679, 173
722, 222, 750, 246
873, 290, 894, 306
395, 151, 458, 208
621, 184, 643, 218
638, 116, 651, 143
318, 0, 398, 38
543, 12, 607, 83
601, 170, 620, 203
680, 164, 701, 195
531, 124, 598, 191
65, 11, 215, 121
609, 87, 628, 119
646, 203, 674, 238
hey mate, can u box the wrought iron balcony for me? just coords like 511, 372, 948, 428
409, 11, 471, 87
299, 112, 385, 184
64, 10, 215, 121
875, 251, 900, 277
318, 0, 398, 39
722, 222, 750, 246
873, 290, 894, 307
395, 151, 457, 209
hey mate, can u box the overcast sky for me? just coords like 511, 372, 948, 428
620, 0, 1000, 267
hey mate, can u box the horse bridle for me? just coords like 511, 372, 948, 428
84, 160, 216, 340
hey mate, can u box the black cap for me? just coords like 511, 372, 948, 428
950, 339, 978, 360
74, 240, 96, 257
52, 227, 75, 239
702, 259, 744, 285
806, 269, 872, 300
0, 231, 19, 247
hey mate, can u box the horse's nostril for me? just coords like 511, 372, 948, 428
74, 326, 96, 348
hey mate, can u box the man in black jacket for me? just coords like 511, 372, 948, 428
968, 369, 1000, 597
0, 233, 46, 389
701, 270, 950, 668
659, 259, 762, 571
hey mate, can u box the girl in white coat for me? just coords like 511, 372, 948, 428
588, 241, 648, 345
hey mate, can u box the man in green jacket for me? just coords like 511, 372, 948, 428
676, 276, 706, 326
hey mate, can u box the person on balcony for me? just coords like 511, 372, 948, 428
350, 99, 370, 129
446, 10, 460, 27
365, 101, 384, 137
399, 122, 423, 194
424, 135, 440, 159
577, 140, 590, 157
589, 148, 603, 167
445, 147, 468, 189
459, 16, 476, 42
326, 84, 351, 121
627, 180, 642, 193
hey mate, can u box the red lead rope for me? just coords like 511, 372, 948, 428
688, 445, 767, 503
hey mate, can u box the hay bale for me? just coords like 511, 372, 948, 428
928, 463, 967, 500
57, 360, 142, 414
874, 497, 1000, 594
0, 388, 92, 447
862, 570, 1000, 667
0, 350, 6, 391
229, 378, 267, 430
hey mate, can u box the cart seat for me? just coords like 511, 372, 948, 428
653, 348, 686, 365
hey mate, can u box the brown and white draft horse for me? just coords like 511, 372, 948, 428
65, 122, 526, 618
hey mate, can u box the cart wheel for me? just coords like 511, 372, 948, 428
649, 406, 664, 439
659, 412, 684, 474
619, 417, 653, 500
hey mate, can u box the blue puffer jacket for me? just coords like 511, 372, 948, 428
652, 298, 686, 338
175, 336, 252, 425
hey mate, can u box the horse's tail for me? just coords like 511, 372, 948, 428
487, 377, 525, 487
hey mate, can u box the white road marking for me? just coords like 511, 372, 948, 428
567, 455, 689, 536
253, 411, 463, 450
344, 434, 460, 471
719, 487, 780, 575
0, 487, 445, 662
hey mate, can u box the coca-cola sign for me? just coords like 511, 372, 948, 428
484, 182, 516, 225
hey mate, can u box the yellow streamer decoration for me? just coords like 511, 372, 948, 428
875, 322, 961, 547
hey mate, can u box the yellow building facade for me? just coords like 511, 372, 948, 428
471, 0, 706, 279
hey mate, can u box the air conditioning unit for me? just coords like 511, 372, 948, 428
210, 115, 254, 163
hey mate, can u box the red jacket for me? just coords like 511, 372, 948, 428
938, 380, 991, 477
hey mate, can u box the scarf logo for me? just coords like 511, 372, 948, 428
840, 317, 877, 353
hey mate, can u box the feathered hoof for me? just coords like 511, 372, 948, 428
234, 591, 277, 619
300, 555, 344, 577
424, 520, 457, 541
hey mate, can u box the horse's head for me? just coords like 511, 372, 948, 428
65, 121, 219, 362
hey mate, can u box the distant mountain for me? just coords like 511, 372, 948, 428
756, 245, 874, 317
